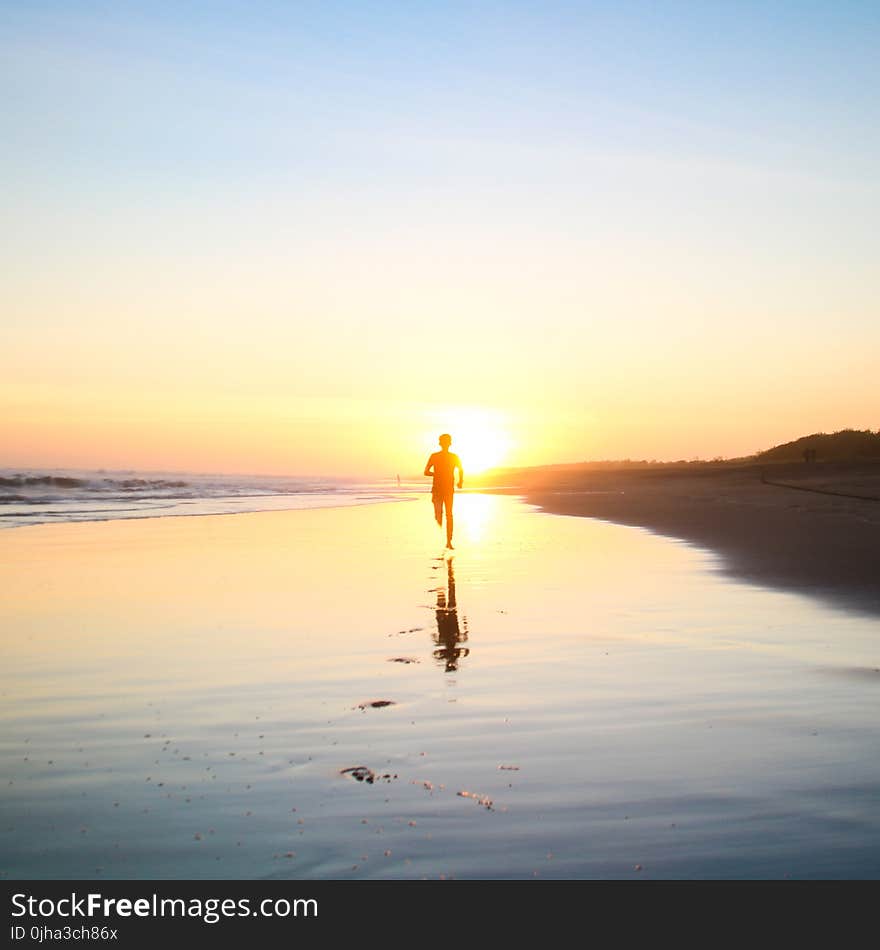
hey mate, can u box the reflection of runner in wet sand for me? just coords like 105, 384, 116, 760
424, 434, 463, 549
432, 558, 469, 672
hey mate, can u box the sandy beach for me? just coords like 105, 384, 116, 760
3, 494, 880, 880
517, 461, 880, 618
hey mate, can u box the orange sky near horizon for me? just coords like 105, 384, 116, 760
3, 5, 879, 478
3, 363, 877, 478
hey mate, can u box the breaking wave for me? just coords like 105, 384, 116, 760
0, 468, 418, 529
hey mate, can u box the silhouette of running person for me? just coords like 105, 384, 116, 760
424, 433, 463, 548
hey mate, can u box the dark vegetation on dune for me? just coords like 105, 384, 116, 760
755, 429, 880, 463
472, 429, 880, 486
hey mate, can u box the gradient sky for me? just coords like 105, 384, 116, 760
3, 1, 878, 475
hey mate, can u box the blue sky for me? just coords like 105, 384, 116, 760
2, 2, 879, 472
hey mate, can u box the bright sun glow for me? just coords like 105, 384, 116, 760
423, 407, 512, 476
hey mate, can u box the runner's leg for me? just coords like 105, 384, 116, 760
445, 494, 454, 545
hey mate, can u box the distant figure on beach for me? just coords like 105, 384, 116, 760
424, 433, 463, 549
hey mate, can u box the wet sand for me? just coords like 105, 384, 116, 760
3, 495, 880, 879
521, 462, 880, 618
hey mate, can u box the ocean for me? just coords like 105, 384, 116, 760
0, 469, 418, 529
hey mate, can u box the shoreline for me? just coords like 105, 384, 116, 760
0, 491, 417, 532
8, 466, 880, 619
520, 461, 880, 619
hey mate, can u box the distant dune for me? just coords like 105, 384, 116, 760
472, 428, 880, 487
756, 429, 880, 463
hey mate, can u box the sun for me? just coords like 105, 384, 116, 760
423, 408, 512, 476
455, 426, 510, 475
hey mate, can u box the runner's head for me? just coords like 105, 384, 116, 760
438, 433, 452, 449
